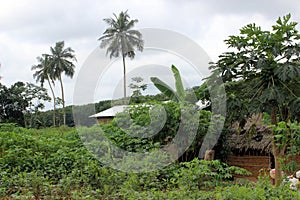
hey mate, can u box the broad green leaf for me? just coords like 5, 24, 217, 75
150, 77, 179, 102
171, 65, 185, 101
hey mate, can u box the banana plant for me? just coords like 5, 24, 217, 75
150, 65, 186, 102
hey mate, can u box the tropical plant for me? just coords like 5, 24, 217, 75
1, 125, 299, 199
98, 10, 144, 99
32, 54, 57, 126
22, 83, 51, 128
0, 82, 50, 127
208, 14, 300, 186
49, 41, 76, 126
128, 76, 147, 103
0, 82, 28, 126
151, 65, 195, 103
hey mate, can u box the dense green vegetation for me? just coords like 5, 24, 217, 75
208, 13, 300, 185
1, 124, 299, 199
1, 12, 300, 199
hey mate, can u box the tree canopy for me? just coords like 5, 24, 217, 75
208, 13, 300, 186
99, 11, 144, 99
209, 14, 300, 125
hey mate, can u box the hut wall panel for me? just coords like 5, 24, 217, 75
227, 155, 270, 180
96, 117, 114, 124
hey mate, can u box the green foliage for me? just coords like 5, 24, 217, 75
216, 175, 300, 200
99, 10, 143, 59
272, 121, 297, 148
50, 41, 76, 126
0, 125, 299, 199
272, 121, 300, 172
108, 101, 212, 161
129, 76, 148, 103
167, 158, 251, 191
151, 65, 194, 103
0, 82, 50, 127
99, 10, 143, 98
207, 14, 300, 185
209, 14, 300, 124
32, 54, 57, 127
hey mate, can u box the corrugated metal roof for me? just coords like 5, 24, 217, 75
89, 105, 129, 118
90, 101, 207, 119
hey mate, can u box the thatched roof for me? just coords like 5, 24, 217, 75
227, 126, 273, 154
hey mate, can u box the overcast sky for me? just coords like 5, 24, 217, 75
1, 0, 300, 108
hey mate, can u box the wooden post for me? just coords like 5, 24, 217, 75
204, 150, 215, 161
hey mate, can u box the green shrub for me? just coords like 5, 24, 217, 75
1, 125, 299, 199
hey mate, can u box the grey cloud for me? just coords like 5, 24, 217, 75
1, 0, 300, 108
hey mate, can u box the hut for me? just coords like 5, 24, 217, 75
225, 126, 274, 181
89, 105, 128, 124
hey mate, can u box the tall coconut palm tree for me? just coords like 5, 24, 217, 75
32, 54, 57, 126
49, 41, 76, 126
98, 10, 144, 99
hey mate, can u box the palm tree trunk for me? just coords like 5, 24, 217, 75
59, 75, 66, 126
47, 77, 56, 127
122, 53, 127, 101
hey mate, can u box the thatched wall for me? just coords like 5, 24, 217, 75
226, 126, 273, 181
227, 126, 273, 156
226, 126, 300, 180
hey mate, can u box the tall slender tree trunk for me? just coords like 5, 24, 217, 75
270, 106, 284, 187
122, 53, 127, 101
272, 141, 285, 186
47, 77, 56, 127
59, 75, 66, 126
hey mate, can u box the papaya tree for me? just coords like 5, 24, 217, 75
128, 76, 147, 103
208, 14, 300, 186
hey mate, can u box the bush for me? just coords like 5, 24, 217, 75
1, 125, 299, 199
215, 175, 300, 200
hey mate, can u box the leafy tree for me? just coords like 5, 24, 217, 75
99, 11, 144, 99
49, 41, 76, 126
129, 76, 147, 103
0, 82, 28, 126
0, 82, 50, 127
208, 14, 300, 186
22, 83, 51, 128
32, 54, 57, 126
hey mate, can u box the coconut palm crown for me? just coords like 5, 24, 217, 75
98, 10, 144, 99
